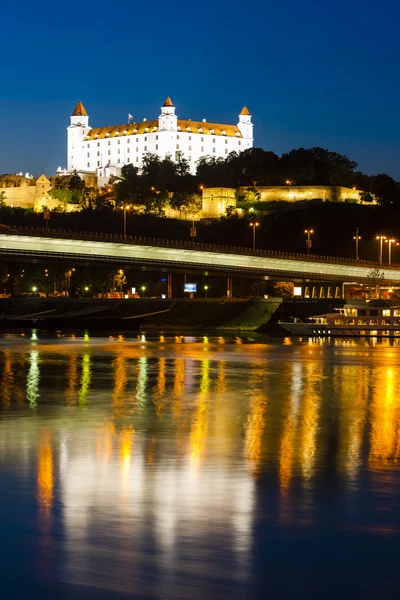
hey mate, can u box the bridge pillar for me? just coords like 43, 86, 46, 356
167, 273, 173, 299
227, 277, 233, 299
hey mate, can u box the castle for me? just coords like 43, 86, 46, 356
65, 97, 254, 184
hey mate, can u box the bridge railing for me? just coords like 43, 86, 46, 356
3, 225, 399, 270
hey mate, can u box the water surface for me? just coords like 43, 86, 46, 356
0, 332, 399, 599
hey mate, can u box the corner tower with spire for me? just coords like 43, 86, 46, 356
158, 96, 178, 131
237, 105, 253, 143
67, 101, 91, 171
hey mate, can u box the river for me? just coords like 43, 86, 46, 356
0, 332, 399, 599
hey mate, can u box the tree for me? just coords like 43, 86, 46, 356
367, 268, 385, 298
69, 171, 85, 191
169, 191, 201, 214
370, 174, 400, 208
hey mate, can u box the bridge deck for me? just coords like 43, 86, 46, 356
0, 228, 399, 283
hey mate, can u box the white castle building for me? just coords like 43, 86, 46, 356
65, 97, 253, 184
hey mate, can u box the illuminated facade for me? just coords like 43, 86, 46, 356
66, 98, 254, 183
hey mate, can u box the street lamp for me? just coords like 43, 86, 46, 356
204, 284, 209, 298
304, 229, 314, 257
376, 235, 387, 264
353, 228, 361, 260
190, 215, 197, 244
250, 221, 259, 251
141, 285, 146, 297
385, 238, 396, 265
122, 204, 131, 237
32, 286, 37, 293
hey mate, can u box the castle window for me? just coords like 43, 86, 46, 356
127, 138, 130, 143
87, 162, 90, 167
198, 128, 202, 133
118, 159, 120, 163
118, 140, 120, 145
97, 151, 100, 156
156, 144, 158, 150
108, 141, 110, 145
144, 136, 147, 141
108, 150, 111, 155
127, 148, 130, 153
238, 141, 241, 146
225, 139, 228, 144
136, 157, 139, 162
189, 145, 192, 151
225, 149, 228, 154
136, 147, 138, 152
212, 138, 216, 143
95, 134, 99, 138
97, 142, 100, 147
87, 152, 90, 157
201, 146, 204, 152
186, 127, 191, 132
222, 130, 226, 135
97, 161, 100, 166
213, 148, 216, 153
136, 138, 138, 142
144, 146, 147, 151
188, 155, 191, 161
176, 144, 180, 150
118, 149, 120, 154
127, 157, 130, 163
201, 137, 204, 142
177, 135, 180, 140
87, 143, 90, 148
189, 136, 192, 140
156, 135, 158, 140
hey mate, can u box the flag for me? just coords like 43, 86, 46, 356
128, 113, 133, 122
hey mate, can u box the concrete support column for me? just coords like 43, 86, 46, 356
227, 277, 233, 299
167, 273, 172, 299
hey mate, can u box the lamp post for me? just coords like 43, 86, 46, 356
141, 285, 146, 298
204, 284, 209, 299
250, 221, 259, 251
353, 228, 361, 261
122, 204, 130, 237
385, 238, 396, 265
376, 235, 387, 264
190, 216, 197, 244
304, 229, 314, 257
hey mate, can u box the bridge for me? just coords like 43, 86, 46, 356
1, 227, 400, 298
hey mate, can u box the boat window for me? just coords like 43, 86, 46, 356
382, 319, 391, 326
346, 309, 357, 316
382, 309, 391, 317
396, 331, 400, 335
334, 319, 344, 325
370, 320, 378, 325
347, 319, 355, 325
383, 330, 390, 336
394, 319, 400, 326
369, 309, 378, 317
358, 309, 367, 316
358, 319, 367, 325
394, 310, 400, 317
371, 330, 378, 336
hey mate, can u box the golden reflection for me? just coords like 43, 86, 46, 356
1, 351, 14, 408
299, 362, 322, 482
337, 365, 368, 484
279, 363, 303, 492
78, 352, 91, 406
190, 359, 210, 467
216, 360, 227, 394
120, 430, 134, 482
244, 362, 267, 474
369, 367, 400, 470
112, 354, 127, 417
66, 353, 78, 405
153, 357, 167, 413
27, 350, 40, 407
37, 432, 53, 515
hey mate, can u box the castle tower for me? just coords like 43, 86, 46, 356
67, 101, 91, 171
237, 105, 253, 143
158, 96, 178, 131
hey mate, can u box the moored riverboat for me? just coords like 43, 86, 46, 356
279, 300, 400, 337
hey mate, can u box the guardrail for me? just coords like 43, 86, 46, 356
0, 225, 397, 271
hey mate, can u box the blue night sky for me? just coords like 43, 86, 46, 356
1, 0, 399, 178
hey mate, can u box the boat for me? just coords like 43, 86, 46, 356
278, 300, 400, 337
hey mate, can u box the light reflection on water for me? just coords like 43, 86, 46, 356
0, 333, 400, 599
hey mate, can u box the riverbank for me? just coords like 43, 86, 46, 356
0, 297, 344, 332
